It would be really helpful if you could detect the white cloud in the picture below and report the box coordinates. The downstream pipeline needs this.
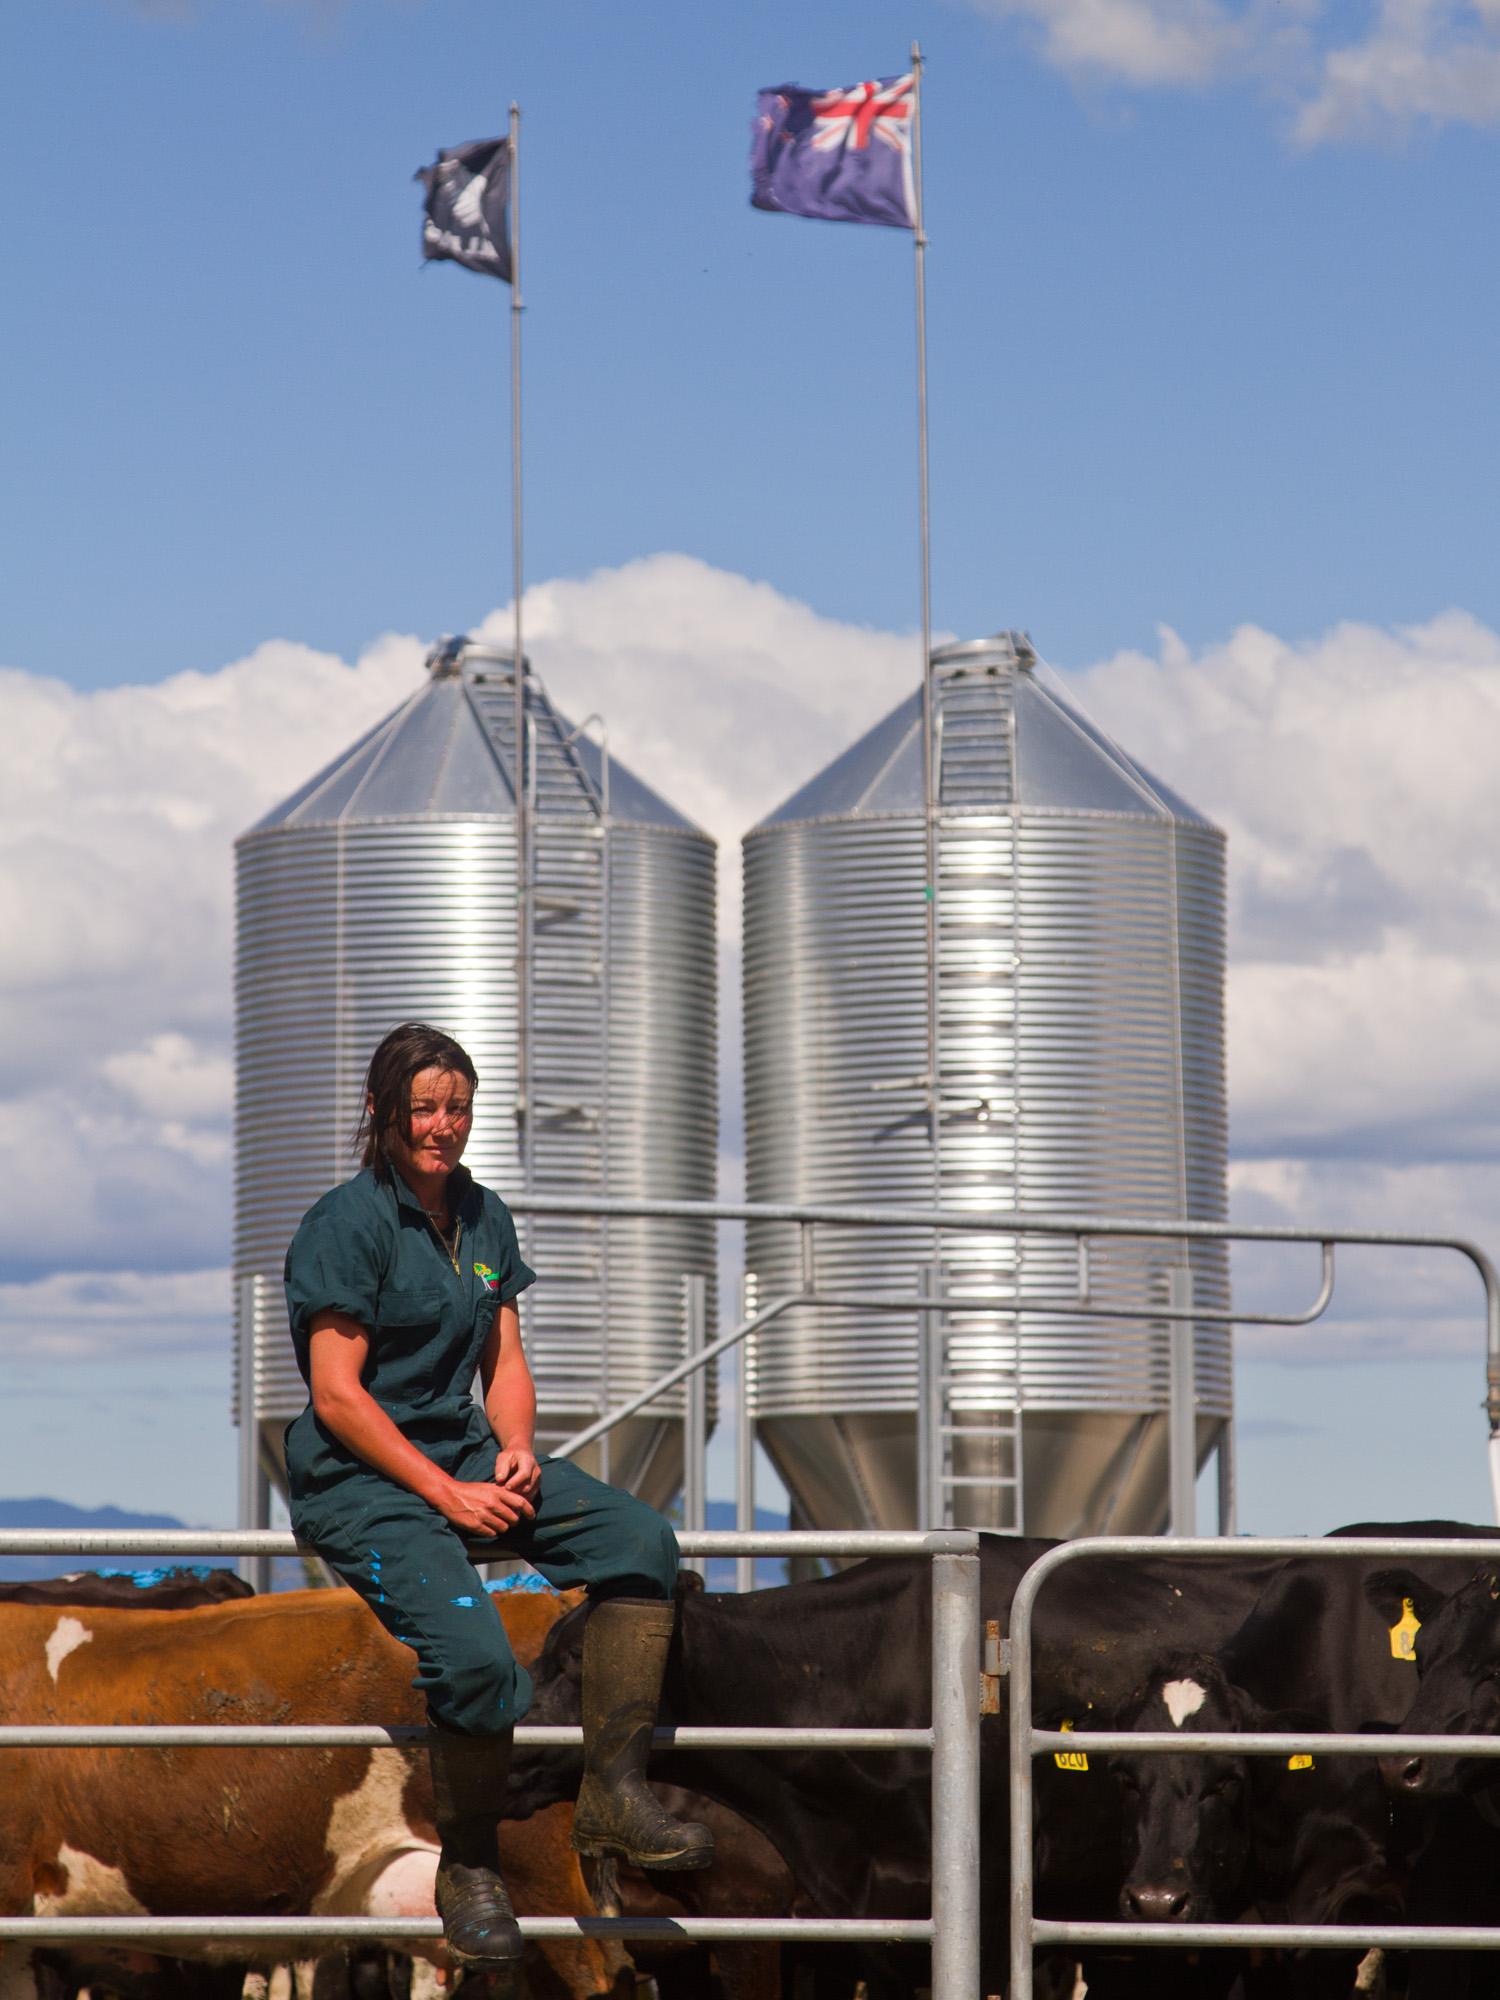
[1298,0,1500,141]
[0,633,421,1275]
[967,0,1252,87]
[1225,1155,1500,1360]
[100,1033,235,1123]
[0,560,912,1286]
[959,0,1500,139]
[1072,610,1500,1165]
[4,562,1496,1374]
[481,554,919,873]
[1,1267,229,1360]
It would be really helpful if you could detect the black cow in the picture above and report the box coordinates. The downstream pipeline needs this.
[1360,1560,1500,1998]
[508,1535,1293,1996]
[1075,1523,1500,2000]
[1098,1653,1398,1998]
[0,1567,253,1608]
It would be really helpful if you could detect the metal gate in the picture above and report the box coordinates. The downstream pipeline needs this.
[0,1528,981,2000]
[1008,1534,1500,1996]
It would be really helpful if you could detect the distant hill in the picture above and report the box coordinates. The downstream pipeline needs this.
[0,1498,315,1589]
[690,1499,795,1591]
[0,1497,225,1584]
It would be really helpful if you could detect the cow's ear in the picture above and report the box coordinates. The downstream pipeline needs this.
[676,1567,706,1598]
[1364,1568,1446,1628]
[1222,1678,1266,1731]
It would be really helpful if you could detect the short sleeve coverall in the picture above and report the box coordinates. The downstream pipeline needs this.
[283,1164,679,1735]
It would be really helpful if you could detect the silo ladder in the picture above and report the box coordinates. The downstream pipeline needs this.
[934,1400,1024,1535]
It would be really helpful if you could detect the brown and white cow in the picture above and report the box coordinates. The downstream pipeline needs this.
[0,1588,627,2000]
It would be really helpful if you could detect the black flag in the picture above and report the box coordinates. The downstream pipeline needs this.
[415,138,512,281]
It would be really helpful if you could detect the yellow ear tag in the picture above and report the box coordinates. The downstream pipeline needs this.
[1287,1753,1314,1771]
[1055,1719,1089,1773]
[1389,1597,1421,1663]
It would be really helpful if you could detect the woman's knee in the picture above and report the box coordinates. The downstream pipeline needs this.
[605,1495,679,1599]
[427,1643,532,1733]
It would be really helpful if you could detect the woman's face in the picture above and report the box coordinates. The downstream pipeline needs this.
[381,1065,474,1191]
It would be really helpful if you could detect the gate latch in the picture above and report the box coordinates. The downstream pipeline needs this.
[980,1619,1006,1713]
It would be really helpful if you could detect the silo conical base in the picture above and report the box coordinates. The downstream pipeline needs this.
[756,1412,1224,1539]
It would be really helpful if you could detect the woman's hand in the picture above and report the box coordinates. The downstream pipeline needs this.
[493,1445,541,1500]
[436,1477,534,1538]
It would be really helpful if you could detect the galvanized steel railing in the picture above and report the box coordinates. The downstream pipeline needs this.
[506,1194,1500,1542]
[1008,1536,1500,1996]
[0,1529,981,2000]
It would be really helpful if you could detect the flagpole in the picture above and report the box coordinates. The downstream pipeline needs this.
[911,43,938,1172]
[509,99,530,1192]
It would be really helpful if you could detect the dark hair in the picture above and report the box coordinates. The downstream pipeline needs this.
[355,1022,478,1176]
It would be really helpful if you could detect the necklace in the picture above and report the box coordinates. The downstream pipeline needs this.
[425,1208,462,1275]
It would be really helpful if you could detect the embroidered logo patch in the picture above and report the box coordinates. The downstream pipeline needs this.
[473,1261,501,1292]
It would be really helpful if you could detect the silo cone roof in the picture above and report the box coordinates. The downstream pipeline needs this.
[247,654,700,834]
[754,632,1216,831]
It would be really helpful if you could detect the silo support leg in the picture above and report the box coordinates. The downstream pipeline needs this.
[1167,1268,1196,1537]
[239,1430,272,1595]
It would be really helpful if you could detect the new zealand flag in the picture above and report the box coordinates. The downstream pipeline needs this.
[750,75,915,230]
[415,137,512,281]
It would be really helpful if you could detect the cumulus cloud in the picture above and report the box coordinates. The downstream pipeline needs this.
[4,561,1495,1368]
[0,560,912,1283]
[2,1267,230,1360]
[1072,609,1500,1167]
[0,633,420,1275]
[966,0,1255,87]
[1074,611,1500,1360]
[478,555,919,871]
[1226,1156,1500,1359]
[1297,0,1500,141]
[959,0,1500,139]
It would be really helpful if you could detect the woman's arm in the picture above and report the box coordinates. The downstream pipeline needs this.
[479,1302,542,1498]
[308,1311,533,1535]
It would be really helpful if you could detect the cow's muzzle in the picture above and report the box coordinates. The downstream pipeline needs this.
[1379,1751,1429,1794]
[1123,1880,1192,1922]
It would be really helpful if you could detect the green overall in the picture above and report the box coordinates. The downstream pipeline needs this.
[283,1165,678,1735]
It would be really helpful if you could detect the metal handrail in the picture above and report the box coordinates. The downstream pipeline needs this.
[0,1917,932,1945]
[511,1192,1498,1534]
[0,1726,936,1750]
[507,1190,1497,1382]
[0,1529,981,1997]
[1008,1535,1500,1995]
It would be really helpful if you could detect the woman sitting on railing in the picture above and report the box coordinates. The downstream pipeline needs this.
[281,1020,712,1980]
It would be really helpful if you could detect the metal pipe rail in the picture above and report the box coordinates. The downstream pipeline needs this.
[0,1726,934,1750]
[0,1917,932,1945]
[0,1530,981,1999]
[0,1530,972,1558]
[1009,1536,1500,1996]
[509,1191,1500,1533]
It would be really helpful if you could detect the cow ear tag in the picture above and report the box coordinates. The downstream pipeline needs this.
[1389,1597,1421,1663]
[1287,1753,1314,1771]
[1054,1719,1089,1773]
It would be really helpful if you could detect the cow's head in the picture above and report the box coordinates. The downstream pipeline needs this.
[1109,1657,1259,1923]
[1366,1567,1500,1797]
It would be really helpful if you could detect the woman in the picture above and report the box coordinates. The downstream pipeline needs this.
[282,1021,711,1975]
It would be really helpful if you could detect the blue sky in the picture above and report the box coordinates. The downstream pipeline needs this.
[4,0,1500,1539]
[7,0,1500,688]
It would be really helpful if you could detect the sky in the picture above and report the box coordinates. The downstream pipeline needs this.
[4,0,1500,1541]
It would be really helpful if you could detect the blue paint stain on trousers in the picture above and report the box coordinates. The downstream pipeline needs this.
[289,1449,677,1734]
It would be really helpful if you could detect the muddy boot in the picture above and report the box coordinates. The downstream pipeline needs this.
[425,1723,525,1975]
[570,1597,714,1871]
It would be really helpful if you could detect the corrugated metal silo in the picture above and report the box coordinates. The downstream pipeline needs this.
[235,637,716,1516]
[742,631,1228,1538]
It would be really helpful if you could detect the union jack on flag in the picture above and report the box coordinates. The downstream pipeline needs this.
[750,72,916,230]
